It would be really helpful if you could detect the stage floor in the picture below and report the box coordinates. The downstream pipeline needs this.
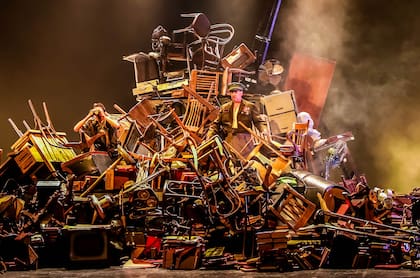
[1,267,419,278]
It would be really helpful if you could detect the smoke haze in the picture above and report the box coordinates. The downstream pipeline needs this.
[271,0,420,192]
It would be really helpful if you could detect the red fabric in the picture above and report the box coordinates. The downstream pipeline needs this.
[284,52,336,128]
[144,235,162,254]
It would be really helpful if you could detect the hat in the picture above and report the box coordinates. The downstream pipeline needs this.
[227,82,246,92]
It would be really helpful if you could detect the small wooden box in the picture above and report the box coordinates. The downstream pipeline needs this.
[221,43,256,69]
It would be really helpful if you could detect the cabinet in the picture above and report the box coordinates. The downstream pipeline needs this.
[260,90,297,135]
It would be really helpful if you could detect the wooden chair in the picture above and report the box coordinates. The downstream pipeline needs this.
[172,13,234,71]
[238,122,291,189]
[286,121,310,170]
[126,98,157,137]
[221,67,255,95]
[181,84,219,136]
[190,22,234,70]
[189,69,222,97]
[246,142,291,189]
[182,98,203,135]
[269,184,316,231]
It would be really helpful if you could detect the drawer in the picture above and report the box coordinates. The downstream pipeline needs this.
[269,111,297,135]
[261,90,296,116]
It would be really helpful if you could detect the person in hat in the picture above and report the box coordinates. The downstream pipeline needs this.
[73,102,120,156]
[206,82,267,157]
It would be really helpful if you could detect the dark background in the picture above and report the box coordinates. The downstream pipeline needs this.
[1,0,419,193]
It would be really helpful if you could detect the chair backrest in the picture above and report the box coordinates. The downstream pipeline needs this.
[250,113,271,146]
[286,121,309,170]
[188,18,234,70]
[127,99,156,131]
[221,67,255,95]
[288,121,309,154]
[171,13,234,71]
[189,69,221,97]
[208,23,235,46]
[204,23,235,68]
[182,98,204,134]
[190,13,211,38]
[181,85,219,136]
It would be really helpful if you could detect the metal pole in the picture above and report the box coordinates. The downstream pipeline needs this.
[261,0,282,65]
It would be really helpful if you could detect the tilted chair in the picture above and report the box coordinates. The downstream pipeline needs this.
[286,121,310,170]
[189,69,222,98]
[172,13,234,71]
[190,21,234,70]
[238,121,291,189]
[181,84,219,136]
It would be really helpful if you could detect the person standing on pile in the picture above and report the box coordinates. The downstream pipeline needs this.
[206,82,267,157]
[73,102,120,157]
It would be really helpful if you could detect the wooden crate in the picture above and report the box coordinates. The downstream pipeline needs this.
[220,43,256,70]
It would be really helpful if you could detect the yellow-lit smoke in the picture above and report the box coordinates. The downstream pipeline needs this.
[271,0,420,193]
